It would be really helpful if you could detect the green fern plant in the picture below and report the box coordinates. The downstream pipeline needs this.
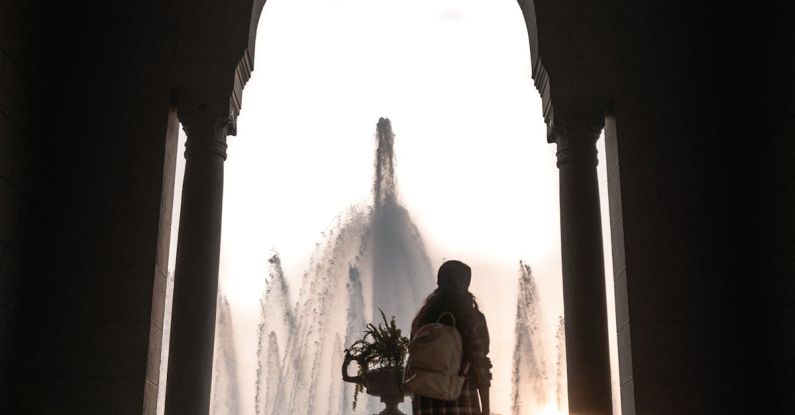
[345,309,409,411]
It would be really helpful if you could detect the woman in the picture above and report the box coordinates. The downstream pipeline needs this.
[410,260,492,415]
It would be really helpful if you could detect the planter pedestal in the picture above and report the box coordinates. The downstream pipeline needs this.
[342,351,410,415]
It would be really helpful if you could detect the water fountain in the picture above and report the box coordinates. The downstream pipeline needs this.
[511,262,546,414]
[245,119,564,414]
[211,296,243,414]
[254,118,434,414]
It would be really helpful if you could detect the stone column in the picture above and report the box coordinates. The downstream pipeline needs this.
[552,106,613,415]
[165,102,229,414]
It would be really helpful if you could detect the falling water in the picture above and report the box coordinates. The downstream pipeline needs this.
[340,264,366,413]
[254,254,295,415]
[373,117,397,208]
[554,315,566,411]
[369,118,434,330]
[254,118,434,414]
[211,296,242,414]
[511,262,548,414]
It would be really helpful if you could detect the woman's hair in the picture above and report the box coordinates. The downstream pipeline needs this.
[411,260,482,338]
[411,289,481,333]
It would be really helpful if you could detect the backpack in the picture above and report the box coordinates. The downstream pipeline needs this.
[402,311,470,400]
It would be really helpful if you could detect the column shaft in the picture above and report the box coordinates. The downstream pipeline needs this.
[554,108,613,415]
[165,104,228,414]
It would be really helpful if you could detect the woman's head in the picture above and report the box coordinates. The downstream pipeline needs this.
[413,259,480,335]
[437,260,472,293]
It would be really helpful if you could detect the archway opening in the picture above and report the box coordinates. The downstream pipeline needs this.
[162,0,621,413]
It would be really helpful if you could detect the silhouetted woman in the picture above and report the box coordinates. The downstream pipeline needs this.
[410,260,492,415]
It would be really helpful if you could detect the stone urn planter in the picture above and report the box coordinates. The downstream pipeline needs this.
[342,350,410,415]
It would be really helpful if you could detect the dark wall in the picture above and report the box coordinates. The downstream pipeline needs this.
[1,2,178,413]
[603,1,765,414]
[0,0,257,411]
[607,95,754,413]
[602,1,795,413]
[752,1,795,412]
[0,0,43,405]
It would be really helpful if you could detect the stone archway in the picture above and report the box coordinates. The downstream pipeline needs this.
[161,1,617,414]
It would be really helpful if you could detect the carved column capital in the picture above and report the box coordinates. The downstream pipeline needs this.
[178,101,230,161]
[550,105,605,168]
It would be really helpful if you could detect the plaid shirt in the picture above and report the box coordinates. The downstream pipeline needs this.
[412,380,481,415]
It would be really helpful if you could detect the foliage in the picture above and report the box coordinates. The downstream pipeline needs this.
[345,309,409,410]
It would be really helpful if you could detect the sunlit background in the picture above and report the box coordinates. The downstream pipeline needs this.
[162,0,619,414]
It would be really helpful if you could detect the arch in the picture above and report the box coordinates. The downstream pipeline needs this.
[227,0,268,134]
[166,2,618,414]
[230,0,550,138]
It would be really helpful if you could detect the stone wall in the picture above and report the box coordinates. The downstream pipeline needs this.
[602,2,795,412]
[602,2,760,413]
[606,100,754,414]
[752,2,795,411]
[0,0,40,406]
[1,2,178,413]
[754,118,795,413]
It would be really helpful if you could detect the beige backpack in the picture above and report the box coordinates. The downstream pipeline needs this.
[402,312,470,400]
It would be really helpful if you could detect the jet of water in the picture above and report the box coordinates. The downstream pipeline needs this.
[511,262,548,415]
[193,118,565,415]
[211,296,243,414]
[254,118,434,414]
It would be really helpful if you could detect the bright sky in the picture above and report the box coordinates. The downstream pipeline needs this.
[221,0,559,298]
[168,0,620,413]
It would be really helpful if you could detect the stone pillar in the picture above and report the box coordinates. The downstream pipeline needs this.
[552,106,613,415]
[165,102,229,414]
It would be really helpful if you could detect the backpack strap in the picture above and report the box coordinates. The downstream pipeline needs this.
[461,360,471,376]
[436,311,456,328]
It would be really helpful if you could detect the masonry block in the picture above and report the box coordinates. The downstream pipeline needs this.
[15,378,144,414]
[145,321,162,384]
[17,320,150,380]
